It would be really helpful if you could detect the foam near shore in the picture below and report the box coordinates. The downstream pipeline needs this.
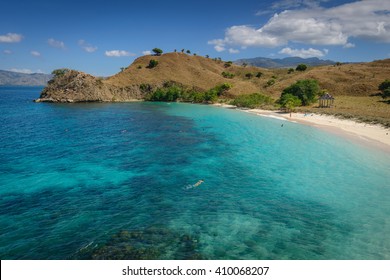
[250,109,390,151]
[213,104,390,152]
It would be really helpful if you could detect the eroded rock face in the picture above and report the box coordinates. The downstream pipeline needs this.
[35,70,143,102]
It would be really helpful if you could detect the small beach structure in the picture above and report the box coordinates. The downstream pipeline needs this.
[319,92,335,108]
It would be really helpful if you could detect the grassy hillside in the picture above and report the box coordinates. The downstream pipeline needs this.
[104,53,390,126]
[268,59,390,126]
[106,53,390,98]
[106,52,271,95]
[40,52,390,126]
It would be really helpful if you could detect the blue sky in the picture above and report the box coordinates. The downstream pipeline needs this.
[1,0,389,76]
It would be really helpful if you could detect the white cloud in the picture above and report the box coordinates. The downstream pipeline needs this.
[343,42,355,48]
[105,50,135,57]
[214,45,225,52]
[78,40,97,53]
[84,46,97,53]
[8,68,33,74]
[142,50,152,55]
[279,47,328,58]
[210,0,390,49]
[0,33,23,43]
[48,38,65,49]
[31,51,41,57]
[228,48,240,54]
[256,0,329,16]
[3,49,12,54]
[8,68,45,74]
[207,39,226,52]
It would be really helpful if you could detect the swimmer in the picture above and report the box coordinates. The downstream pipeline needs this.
[183,179,204,190]
[193,179,204,187]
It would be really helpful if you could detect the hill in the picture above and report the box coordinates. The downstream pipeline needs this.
[36,53,390,126]
[105,52,263,95]
[37,52,273,102]
[235,56,336,68]
[0,70,52,86]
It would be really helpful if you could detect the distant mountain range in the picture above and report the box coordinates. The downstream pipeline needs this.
[235,56,337,68]
[0,70,52,86]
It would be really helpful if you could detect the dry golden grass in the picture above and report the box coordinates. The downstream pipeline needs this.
[103,54,390,125]
[105,52,275,95]
[301,96,390,127]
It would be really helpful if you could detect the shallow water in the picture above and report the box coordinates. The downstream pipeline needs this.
[0,86,389,259]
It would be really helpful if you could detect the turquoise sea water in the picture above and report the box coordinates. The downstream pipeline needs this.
[0,86,389,260]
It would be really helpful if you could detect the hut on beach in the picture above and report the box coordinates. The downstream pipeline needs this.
[319,92,334,108]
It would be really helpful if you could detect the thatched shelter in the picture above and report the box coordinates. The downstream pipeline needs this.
[319,92,334,108]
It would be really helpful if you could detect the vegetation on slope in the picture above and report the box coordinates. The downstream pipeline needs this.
[39,52,390,126]
[144,82,232,103]
[230,93,274,109]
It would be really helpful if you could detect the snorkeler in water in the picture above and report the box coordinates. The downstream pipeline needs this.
[183,179,204,190]
[193,179,204,187]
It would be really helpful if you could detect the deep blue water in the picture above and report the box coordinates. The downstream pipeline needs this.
[0,86,389,260]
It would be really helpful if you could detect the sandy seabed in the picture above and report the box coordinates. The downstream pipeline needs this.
[214,104,390,153]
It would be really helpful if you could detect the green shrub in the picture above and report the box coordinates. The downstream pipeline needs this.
[148,59,159,68]
[146,85,183,101]
[379,79,390,98]
[145,83,231,103]
[51,68,70,77]
[266,79,275,87]
[222,71,235,79]
[231,93,273,108]
[224,61,233,68]
[255,72,263,78]
[245,73,253,79]
[214,83,232,95]
[140,84,152,93]
[278,93,302,111]
[296,64,307,71]
[287,68,294,74]
[281,79,320,105]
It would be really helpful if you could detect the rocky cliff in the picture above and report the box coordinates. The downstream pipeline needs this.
[35,70,144,102]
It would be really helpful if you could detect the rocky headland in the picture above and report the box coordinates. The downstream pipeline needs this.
[35,69,144,103]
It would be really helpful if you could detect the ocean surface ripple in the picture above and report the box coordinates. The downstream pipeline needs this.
[0,87,389,260]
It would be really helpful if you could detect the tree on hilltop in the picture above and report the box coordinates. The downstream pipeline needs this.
[51,68,70,77]
[152,48,163,56]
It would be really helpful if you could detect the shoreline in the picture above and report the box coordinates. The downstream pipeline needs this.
[213,103,390,153]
